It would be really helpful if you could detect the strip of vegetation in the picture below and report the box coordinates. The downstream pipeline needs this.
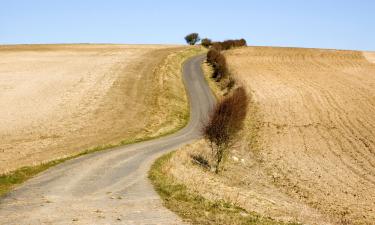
[206,39,246,83]
[211,39,247,51]
[143,47,205,139]
[149,152,300,225]
[151,34,298,224]
[0,47,205,198]
[201,36,249,172]
[203,87,249,173]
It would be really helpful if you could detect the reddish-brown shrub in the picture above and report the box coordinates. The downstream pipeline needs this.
[220,40,235,50]
[238,38,247,47]
[207,49,227,81]
[203,87,248,173]
[201,38,212,48]
[211,39,247,51]
[211,42,223,51]
[206,38,247,82]
[212,54,227,81]
[207,49,221,65]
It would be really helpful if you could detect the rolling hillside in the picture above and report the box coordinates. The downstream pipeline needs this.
[0,44,198,174]
[168,47,375,225]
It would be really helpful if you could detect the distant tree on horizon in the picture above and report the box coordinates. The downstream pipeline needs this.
[185,33,200,45]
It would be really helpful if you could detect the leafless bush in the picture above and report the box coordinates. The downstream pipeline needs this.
[207,49,221,65]
[220,40,234,50]
[207,49,228,82]
[212,53,228,81]
[238,38,247,47]
[201,38,212,48]
[203,87,248,173]
[211,42,223,51]
[211,39,247,51]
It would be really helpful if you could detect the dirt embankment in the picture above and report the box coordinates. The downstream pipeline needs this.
[168,47,375,225]
[0,44,194,173]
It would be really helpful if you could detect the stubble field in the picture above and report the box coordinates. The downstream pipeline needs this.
[0,44,194,174]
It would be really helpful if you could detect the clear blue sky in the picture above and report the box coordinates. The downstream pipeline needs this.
[1,0,374,50]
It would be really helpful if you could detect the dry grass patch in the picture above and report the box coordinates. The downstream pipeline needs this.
[149,152,300,225]
[138,47,205,138]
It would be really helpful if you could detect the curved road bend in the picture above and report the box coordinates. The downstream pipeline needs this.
[0,55,215,225]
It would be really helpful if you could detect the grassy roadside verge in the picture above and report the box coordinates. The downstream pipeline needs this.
[0,47,205,198]
[0,134,163,197]
[149,152,299,225]
[139,47,205,139]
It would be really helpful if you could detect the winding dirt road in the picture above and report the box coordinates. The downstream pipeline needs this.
[0,55,215,224]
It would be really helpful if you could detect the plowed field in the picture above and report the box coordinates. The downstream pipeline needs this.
[225,47,375,224]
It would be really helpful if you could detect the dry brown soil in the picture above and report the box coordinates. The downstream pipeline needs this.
[0,44,191,174]
[169,47,375,225]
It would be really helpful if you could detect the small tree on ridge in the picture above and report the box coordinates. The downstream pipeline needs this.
[185,33,200,45]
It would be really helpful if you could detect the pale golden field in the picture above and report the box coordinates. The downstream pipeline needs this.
[168,47,375,225]
[364,52,375,63]
[0,44,198,174]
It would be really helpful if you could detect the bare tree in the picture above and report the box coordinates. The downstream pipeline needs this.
[203,87,248,173]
